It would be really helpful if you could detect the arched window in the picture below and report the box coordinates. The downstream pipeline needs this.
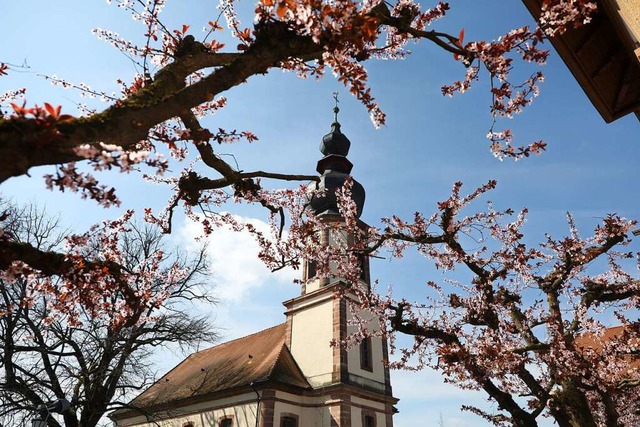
[360,337,373,371]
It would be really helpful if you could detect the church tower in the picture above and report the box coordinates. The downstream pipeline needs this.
[283,105,396,427]
[112,105,397,427]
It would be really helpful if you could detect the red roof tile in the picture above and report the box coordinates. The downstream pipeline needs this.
[124,324,309,411]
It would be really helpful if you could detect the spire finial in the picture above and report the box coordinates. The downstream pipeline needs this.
[311,95,366,218]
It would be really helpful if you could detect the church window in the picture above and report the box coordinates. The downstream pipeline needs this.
[306,260,317,279]
[358,254,369,283]
[360,337,373,371]
[362,412,376,427]
[280,415,298,427]
[182,423,194,427]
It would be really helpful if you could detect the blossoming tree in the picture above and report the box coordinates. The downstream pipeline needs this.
[2,0,635,426]
[333,180,640,426]
[0,0,597,314]
[0,202,218,427]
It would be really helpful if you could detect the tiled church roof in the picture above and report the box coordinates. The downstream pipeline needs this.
[116,324,310,415]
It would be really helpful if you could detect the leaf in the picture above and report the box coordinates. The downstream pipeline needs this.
[44,102,60,118]
[10,102,23,114]
[57,114,74,123]
[458,28,465,46]
[209,40,225,52]
[10,101,33,117]
[238,28,251,40]
[182,24,190,34]
[276,1,288,18]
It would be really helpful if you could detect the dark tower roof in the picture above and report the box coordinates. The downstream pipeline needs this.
[308,105,365,218]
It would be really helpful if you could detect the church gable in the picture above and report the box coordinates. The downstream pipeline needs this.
[114,324,309,419]
[270,343,312,390]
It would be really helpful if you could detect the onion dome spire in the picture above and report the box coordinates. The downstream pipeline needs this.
[308,95,366,218]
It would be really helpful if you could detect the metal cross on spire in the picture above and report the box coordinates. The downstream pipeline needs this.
[332,92,340,123]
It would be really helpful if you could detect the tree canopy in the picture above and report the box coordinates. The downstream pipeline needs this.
[1,0,638,426]
[0,203,218,427]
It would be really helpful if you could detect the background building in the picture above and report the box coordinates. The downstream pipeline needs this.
[522,0,640,122]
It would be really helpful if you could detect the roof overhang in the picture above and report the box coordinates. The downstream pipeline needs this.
[521,0,640,122]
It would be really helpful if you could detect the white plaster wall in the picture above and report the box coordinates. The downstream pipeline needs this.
[274,391,335,427]
[352,406,362,427]
[306,277,321,293]
[350,396,386,411]
[346,335,385,383]
[351,405,387,427]
[273,401,333,427]
[617,0,640,43]
[289,295,334,386]
[304,407,335,427]
[273,401,302,423]
[346,307,386,384]
[114,396,258,427]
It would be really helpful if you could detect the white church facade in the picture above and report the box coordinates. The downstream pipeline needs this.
[111,109,397,427]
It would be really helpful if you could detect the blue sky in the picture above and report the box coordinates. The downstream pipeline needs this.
[1,1,639,426]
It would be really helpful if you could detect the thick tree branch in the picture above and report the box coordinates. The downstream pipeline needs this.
[369,2,468,57]
[0,23,322,183]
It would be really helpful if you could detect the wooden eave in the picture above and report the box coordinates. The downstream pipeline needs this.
[521,0,640,122]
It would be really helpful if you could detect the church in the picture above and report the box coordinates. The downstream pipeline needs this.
[111,109,398,427]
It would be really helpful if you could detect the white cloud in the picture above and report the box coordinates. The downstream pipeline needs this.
[175,214,303,345]
[178,215,297,303]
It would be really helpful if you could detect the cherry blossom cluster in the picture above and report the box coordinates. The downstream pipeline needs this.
[44,163,121,208]
[41,140,166,208]
[192,95,228,119]
[223,171,639,424]
[256,0,385,125]
[310,180,639,425]
[93,27,151,59]
[436,3,591,158]
[411,1,450,30]
[219,0,249,43]
[0,88,26,117]
[255,0,596,144]
[539,0,597,37]
[0,0,602,237]
[1,210,190,330]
